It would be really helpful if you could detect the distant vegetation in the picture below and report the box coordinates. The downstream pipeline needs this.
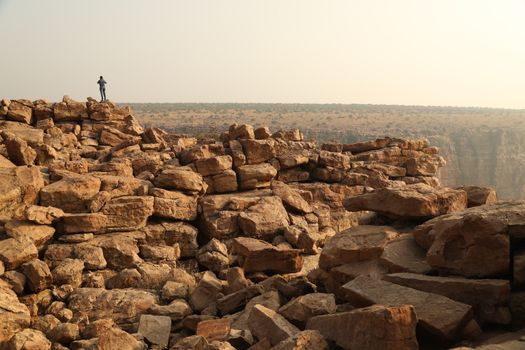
[124,103,525,199]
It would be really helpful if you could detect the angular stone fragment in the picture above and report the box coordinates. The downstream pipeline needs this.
[5,220,55,247]
[162,281,189,301]
[237,196,289,240]
[196,318,232,342]
[137,314,172,348]
[413,202,515,277]
[0,286,31,343]
[0,166,45,222]
[151,188,197,220]
[271,330,328,350]
[383,273,511,325]
[248,304,300,346]
[190,271,223,312]
[140,244,180,262]
[149,299,192,322]
[4,328,51,350]
[40,176,101,213]
[6,100,33,124]
[233,237,303,274]
[1,131,36,165]
[21,259,52,292]
[277,151,310,169]
[229,124,255,140]
[52,258,84,287]
[458,185,498,207]
[69,245,104,270]
[0,237,38,270]
[379,234,431,274]
[60,213,107,234]
[196,155,233,176]
[307,304,418,350]
[341,276,473,341]
[271,181,312,214]
[24,205,65,225]
[237,163,277,190]
[154,168,206,193]
[319,225,398,270]
[205,169,239,194]
[279,293,336,325]
[68,288,158,325]
[216,284,263,315]
[47,322,79,345]
[53,98,88,121]
[344,183,467,219]
[240,139,276,164]
[101,196,154,231]
[197,238,230,273]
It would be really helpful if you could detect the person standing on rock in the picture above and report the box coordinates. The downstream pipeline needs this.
[97,76,107,101]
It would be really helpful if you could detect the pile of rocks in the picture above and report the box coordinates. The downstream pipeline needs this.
[0,97,522,350]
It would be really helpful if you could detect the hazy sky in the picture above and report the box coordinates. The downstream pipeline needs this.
[1,1,524,108]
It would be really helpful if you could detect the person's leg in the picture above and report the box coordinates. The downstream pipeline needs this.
[100,88,104,101]
[103,88,107,101]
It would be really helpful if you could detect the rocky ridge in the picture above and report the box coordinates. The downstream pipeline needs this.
[0,97,523,349]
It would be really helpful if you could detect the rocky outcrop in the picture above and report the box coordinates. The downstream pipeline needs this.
[1,97,523,349]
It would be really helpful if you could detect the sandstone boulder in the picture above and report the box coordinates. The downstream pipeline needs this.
[383,272,511,325]
[233,237,303,274]
[0,286,31,343]
[341,276,473,341]
[379,233,431,274]
[458,185,498,207]
[0,237,38,270]
[195,155,233,176]
[151,188,197,220]
[101,196,154,231]
[413,202,518,277]
[60,212,108,234]
[6,100,32,124]
[271,330,329,350]
[279,293,336,325]
[196,318,231,342]
[319,225,398,270]
[137,314,171,348]
[4,328,51,350]
[68,288,158,325]
[1,131,36,165]
[237,196,289,240]
[307,304,418,350]
[0,166,45,222]
[237,163,277,190]
[40,175,101,213]
[240,139,276,164]
[21,259,52,292]
[154,168,206,193]
[197,238,230,273]
[248,304,299,346]
[5,220,55,247]
[24,205,65,225]
[271,181,312,214]
[344,183,467,219]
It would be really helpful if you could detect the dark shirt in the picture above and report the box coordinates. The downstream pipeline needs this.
[97,79,107,89]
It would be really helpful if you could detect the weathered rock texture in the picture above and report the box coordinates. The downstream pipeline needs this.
[0,97,521,349]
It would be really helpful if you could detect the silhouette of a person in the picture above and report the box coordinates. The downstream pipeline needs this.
[97,76,107,101]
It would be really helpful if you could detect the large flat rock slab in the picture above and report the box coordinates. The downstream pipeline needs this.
[319,225,398,270]
[341,275,473,342]
[413,201,525,277]
[307,304,418,350]
[344,183,467,219]
[383,272,511,325]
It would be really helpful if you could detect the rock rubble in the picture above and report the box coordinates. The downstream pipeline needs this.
[0,96,522,349]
